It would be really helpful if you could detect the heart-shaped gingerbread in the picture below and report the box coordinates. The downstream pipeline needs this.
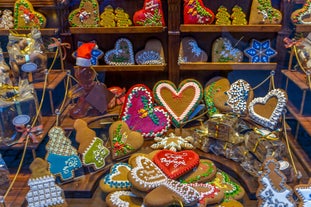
[128,156,167,192]
[120,84,171,138]
[135,39,165,65]
[143,179,200,207]
[128,150,161,166]
[106,191,143,207]
[68,0,99,27]
[14,0,46,29]
[153,150,200,179]
[133,0,165,26]
[248,89,287,130]
[100,163,132,193]
[212,37,243,62]
[153,79,203,127]
[291,1,311,24]
[178,37,208,63]
[109,120,144,160]
[249,0,282,24]
[104,38,135,65]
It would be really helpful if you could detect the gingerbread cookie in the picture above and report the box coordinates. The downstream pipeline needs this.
[248,89,287,130]
[180,159,217,183]
[257,158,295,207]
[100,162,132,193]
[135,39,165,65]
[183,0,215,24]
[215,6,231,25]
[212,37,243,63]
[133,0,165,26]
[187,183,224,206]
[26,158,67,207]
[231,5,247,25]
[128,150,160,166]
[120,84,171,139]
[294,178,311,207]
[104,38,135,65]
[109,120,144,160]
[45,126,82,181]
[0,9,14,29]
[153,79,203,127]
[143,179,200,207]
[153,150,200,180]
[292,1,311,24]
[115,7,132,27]
[249,0,282,24]
[178,37,208,63]
[100,5,115,27]
[14,0,46,29]
[68,0,99,27]
[244,39,277,63]
[150,132,194,152]
[215,199,244,207]
[106,191,143,207]
[209,171,245,201]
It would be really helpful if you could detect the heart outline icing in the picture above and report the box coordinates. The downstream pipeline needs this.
[153,79,203,127]
[104,38,135,65]
[120,84,171,138]
[248,89,287,130]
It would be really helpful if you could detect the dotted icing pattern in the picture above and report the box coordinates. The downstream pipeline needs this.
[104,38,135,65]
[244,39,277,63]
[103,163,132,189]
[226,79,250,114]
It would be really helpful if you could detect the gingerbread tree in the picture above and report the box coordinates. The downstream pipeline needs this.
[256,158,295,207]
[215,6,231,25]
[231,5,247,25]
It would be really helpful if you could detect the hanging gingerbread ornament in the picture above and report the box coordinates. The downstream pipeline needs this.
[183,0,215,24]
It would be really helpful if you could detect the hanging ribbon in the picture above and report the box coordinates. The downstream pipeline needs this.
[14,124,43,144]
[283,37,303,48]
[48,38,71,61]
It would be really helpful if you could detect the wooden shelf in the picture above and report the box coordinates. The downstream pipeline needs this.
[282,70,309,91]
[295,24,311,32]
[83,65,166,72]
[180,24,282,33]
[0,116,56,150]
[179,62,277,71]
[0,28,59,36]
[287,101,311,137]
[33,70,67,91]
[70,26,166,34]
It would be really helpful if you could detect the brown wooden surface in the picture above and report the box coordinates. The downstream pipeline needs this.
[180,25,282,33]
[0,29,59,36]
[70,26,166,34]
[179,63,277,71]
[287,101,311,137]
[295,24,311,32]
[87,65,166,72]
[0,116,55,150]
[282,70,309,91]
[33,70,67,91]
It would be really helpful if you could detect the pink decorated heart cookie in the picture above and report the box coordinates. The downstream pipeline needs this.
[153,150,200,179]
[133,0,165,26]
[120,84,171,139]
[153,79,203,127]
[109,120,144,160]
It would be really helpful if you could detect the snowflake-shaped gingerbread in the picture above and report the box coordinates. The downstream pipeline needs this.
[244,39,277,63]
[150,132,194,151]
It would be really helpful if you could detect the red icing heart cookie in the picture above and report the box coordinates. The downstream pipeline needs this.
[153,150,200,179]
[120,84,171,139]
[133,0,165,26]
[109,120,144,160]
[153,79,203,127]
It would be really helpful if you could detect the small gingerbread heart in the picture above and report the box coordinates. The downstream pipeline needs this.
[104,38,135,65]
[153,150,200,179]
[100,162,132,193]
[248,89,287,130]
[68,0,99,27]
[133,0,165,26]
[212,37,243,62]
[135,39,165,65]
[178,37,208,63]
[106,191,143,207]
[14,0,46,29]
[109,120,144,160]
[153,79,203,127]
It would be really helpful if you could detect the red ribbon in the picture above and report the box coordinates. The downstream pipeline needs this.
[283,37,303,48]
[15,124,43,144]
[48,38,71,61]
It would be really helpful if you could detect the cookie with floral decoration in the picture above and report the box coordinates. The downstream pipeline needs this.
[68,0,99,27]
[249,0,282,24]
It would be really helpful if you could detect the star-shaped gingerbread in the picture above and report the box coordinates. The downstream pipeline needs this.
[244,39,277,63]
[72,41,104,65]
[150,132,194,152]
[294,178,311,207]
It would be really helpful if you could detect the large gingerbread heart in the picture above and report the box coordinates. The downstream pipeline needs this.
[109,120,144,160]
[128,156,167,192]
[104,38,135,65]
[212,37,243,62]
[153,79,203,127]
[68,0,99,27]
[248,89,287,130]
[99,162,132,193]
[291,1,311,24]
[178,37,208,63]
[106,191,143,207]
[135,39,165,65]
[153,150,200,179]
[120,84,171,138]
[133,0,165,26]
[14,0,46,29]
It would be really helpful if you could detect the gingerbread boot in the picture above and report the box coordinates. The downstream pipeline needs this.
[133,0,165,26]
[183,0,215,24]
